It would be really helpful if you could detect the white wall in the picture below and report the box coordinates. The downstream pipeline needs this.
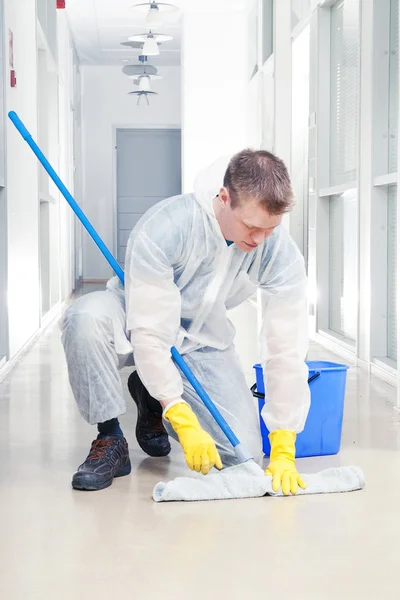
[57,11,79,300]
[81,65,181,279]
[181,2,263,382]
[4,0,40,359]
[181,7,248,192]
[3,2,78,362]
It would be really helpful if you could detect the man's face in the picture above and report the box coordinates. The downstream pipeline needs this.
[215,187,282,252]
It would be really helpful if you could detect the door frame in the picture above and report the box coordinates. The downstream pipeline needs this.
[112,124,182,262]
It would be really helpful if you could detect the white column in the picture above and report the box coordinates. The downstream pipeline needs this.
[181,1,249,191]
[182,1,260,381]
[273,0,292,168]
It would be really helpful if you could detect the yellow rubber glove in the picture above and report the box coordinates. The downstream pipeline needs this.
[164,402,223,475]
[265,430,306,496]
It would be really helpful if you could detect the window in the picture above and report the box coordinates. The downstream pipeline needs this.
[389,0,399,173]
[387,0,399,360]
[325,0,360,344]
[372,0,398,364]
[387,185,397,360]
[328,190,358,341]
[330,0,360,187]
[262,0,274,64]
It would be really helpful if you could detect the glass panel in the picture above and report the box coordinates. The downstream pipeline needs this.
[329,190,357,341]
[263,0,274,63]
[387,185,397,360]
[389,0,399,173]
[330,0,360,186]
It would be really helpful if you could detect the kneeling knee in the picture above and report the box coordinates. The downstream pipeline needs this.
[61,309,108,347]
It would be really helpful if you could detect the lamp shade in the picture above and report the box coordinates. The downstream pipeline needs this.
[142,35,159,56]
[146,4,162,28]
[138,76,151,91]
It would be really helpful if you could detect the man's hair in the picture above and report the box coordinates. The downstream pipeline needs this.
[223,149,294,215]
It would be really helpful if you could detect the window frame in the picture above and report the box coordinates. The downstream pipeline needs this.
[315,0,361,351]
[370,0,399,369]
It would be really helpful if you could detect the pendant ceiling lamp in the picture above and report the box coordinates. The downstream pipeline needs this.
[128,31,173,56]
[129,89,158,105]
[131,2,179,28]
[137,75,151,92]
[122,64,159,78]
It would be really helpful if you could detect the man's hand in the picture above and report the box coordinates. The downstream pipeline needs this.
[265,430,306,495]
[164,401,223,475]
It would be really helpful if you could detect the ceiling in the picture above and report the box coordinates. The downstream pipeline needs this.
[65,0,183,67]
[65,0,250,68]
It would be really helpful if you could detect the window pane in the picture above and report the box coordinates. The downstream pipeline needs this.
[263,0,274,63]
[387,185,397,360]
[389,0,399,173]
[329,190,357,341]
[330,0,360,186]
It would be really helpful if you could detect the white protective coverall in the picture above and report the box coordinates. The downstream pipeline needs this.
[60,156,310,466]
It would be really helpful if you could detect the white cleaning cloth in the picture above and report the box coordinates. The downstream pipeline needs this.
[153,462,365,502]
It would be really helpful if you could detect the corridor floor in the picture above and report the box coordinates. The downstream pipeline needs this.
[0,311,400,599]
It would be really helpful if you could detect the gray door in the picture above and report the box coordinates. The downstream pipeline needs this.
[0,0,8,365]
[116,128,182,267]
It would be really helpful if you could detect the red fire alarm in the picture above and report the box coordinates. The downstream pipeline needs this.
[57,0,66,8]
[10,70,17,88]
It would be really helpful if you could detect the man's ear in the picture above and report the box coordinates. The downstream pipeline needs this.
[218,187,230,206]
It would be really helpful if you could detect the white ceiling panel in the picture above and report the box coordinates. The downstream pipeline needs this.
[65,0,250,66]
[65,0,182,67]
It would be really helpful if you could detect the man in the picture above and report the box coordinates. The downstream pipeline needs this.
[61,149,310,496]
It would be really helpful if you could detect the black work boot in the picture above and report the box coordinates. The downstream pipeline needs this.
[72,435,131,491]
[127,371,171,457]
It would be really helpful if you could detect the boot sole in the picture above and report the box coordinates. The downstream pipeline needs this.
[72,463,132,491]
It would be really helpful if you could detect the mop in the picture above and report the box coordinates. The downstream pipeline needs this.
[8,111,365,502]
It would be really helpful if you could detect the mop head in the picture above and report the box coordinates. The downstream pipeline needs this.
[153,462,365,502]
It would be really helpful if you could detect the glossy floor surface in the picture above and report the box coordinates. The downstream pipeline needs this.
[0,297,400,598]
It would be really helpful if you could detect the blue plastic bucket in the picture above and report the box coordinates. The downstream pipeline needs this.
[252,361,349,458]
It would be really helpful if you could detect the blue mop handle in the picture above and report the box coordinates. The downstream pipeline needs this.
[171,347,240,446]
[8,111,125,284]
[8,110,254,464]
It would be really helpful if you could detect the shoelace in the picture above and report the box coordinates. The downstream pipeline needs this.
[87,438,117,461]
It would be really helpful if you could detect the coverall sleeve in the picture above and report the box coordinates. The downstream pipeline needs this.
[125,229,183,402]
[258,227,311,434]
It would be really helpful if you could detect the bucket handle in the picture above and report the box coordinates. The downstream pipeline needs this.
[251,371,321,399]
